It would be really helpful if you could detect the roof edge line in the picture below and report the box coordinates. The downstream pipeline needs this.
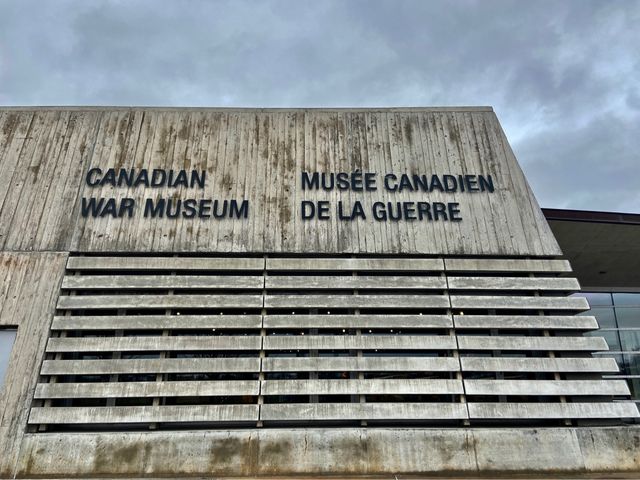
[542,208,640,225]
[0,106,494,113]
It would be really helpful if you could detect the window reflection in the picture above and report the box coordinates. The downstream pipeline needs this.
[616,308,640,328]
[613,293,640,306]
[620,331,640,352]
[0,329,17,388]
[582,292,613,307]
[626,354,640,376]
[582,291,640,403]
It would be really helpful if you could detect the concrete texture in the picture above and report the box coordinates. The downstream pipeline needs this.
[11,427,640,478]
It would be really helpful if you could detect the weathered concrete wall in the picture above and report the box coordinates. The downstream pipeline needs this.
[12,427,640,477]
[0,107,560,255]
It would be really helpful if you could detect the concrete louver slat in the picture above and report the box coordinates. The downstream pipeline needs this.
[262,356,460,372]
[264,294,450,309]
[260,379,464,396]
[41,358,261,375]
[57,294,263,310]
[263,314,453,329]
[464,379,630,396]
[46,335,262,352]
[34,380,260,399]
[263,335,457,351]
[40,356,459,375]
[66,256,264,271]
[447,276,580,291]
[444,258,572,273]
[457,335,607,351]
[460,357,619,373]
[51,315,263,331]
[260,403,468,421]
[61,275,264,290]
[467,402,640,419]
[28,405,260,425]
[266,257,444,271]
[265,275,447,290]
[453,315,598,330]
[449,295,589,311]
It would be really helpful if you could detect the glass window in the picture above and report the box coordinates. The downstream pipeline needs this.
[615,308,640,328]
[613,293,640,307]
[580,292,613,307]
[0,329,17,388]
[619,330,640,353]
[582,291,640,403]
[582,306,617,328]
[628,378,640,399]
[625,354,640,376]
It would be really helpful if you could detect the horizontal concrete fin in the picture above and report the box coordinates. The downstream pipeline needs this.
[266,258,444,271]
[46,336,262,352]
[265,275,446,290]
[62,275,264,290]
[51,315,263,330]
[468,402,640,419]
[264,294,450,309]
[458,335,608,352]
[447,276,579,291]
[67,256,264,271]
[263,335,456,351]
[262,356,460,372]
[460,357,619,373]
[263,314,452,329]
[450,295,589,311]
[444,258,572,273]
[464,379,630,396]
[457,335,607,351]
[261,379,464,396]
[260,402,468,421]
[41,358,261,375]
[57,294,263,310]
[453,315,598,330]
[28,405,260,424]
[35,380,260,399]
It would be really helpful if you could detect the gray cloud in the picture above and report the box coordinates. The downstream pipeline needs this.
[0,0,638,212]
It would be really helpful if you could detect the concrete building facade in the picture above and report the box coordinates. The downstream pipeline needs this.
[0,106,638,478]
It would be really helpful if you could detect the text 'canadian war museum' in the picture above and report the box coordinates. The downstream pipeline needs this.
[0,107,638,478]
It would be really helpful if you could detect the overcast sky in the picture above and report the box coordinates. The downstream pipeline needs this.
[0,0,638,212]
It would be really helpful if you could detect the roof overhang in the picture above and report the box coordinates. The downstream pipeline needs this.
[543,208,640,290]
